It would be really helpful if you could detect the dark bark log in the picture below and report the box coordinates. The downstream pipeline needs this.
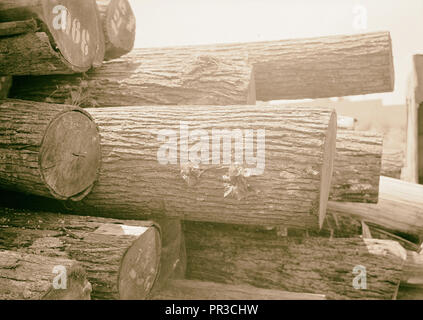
[330,130,383,203]
[0,207,161,300]
[152,280,326,300]
[328,176,423,240]
[0,19,37,36]
[10,54,256,106]
[0,0,104,74]
[0,249,91,300]
[183,221,405,300]
[68,105,337,229]
[0,99,101,201]
[96,0,135,60]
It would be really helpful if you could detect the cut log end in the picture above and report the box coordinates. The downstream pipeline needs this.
[40,110,101,201]
[118,226,161,300]
[101,0,136,60]
[319,110,337,228]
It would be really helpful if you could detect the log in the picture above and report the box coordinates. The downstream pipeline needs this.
[152,280,326,300]
[328,176,423,240]
[0,250,91,300]
[381,149,404,179]
[0,19,37,37]
[0,0,104,74]
[0,99,101,201]
[404,55,423,183]
[10,54,256,106]
[0,76,12,99]
[330,130,383,203]
[96,0,136,60]
[0,208,162,300]
[183,221,405,300]
[69,105,337,229]
[9,32,394,103]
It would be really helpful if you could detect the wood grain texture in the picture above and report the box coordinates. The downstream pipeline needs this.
[381,149,404,179]
[183,221,405,300]
[328,176,423,239]
[0,208,161,300]
[0,99,101,201]
[330,130,383,203]
[68,105,337,229]
[10,54,256,106]
[0,250,91,300]
[152,280,326,300]
[96,0,135,60]
[0,0,104,74]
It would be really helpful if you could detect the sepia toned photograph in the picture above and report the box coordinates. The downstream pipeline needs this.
[0,0,422,309]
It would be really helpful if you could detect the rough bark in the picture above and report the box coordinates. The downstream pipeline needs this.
[0,76,12,99]
[67,105,337,229]
[0,207,162,300]
[381,149,404,179]
[0,249,91,300]
[328,176,423,240]
[0,0,104,74]
[330,130,383,203]
[0,99,101,201]
[152,280,326,300]
[183,221,405,300]
[96,0,135,60]
[0,19,37,36]
[10,54,256,106]
[404,55,423,183]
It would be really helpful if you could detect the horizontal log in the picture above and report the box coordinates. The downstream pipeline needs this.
[328,176,423,239]
[0,207,161,300]
[330,130,383,203]
[0,19,37,36]
[68,105,337,229]
[96,0,136,60]
[0,0,104,74]
[152,280,326,300]
[0,99,101,201]
[183,221,405,300]
[381,149,404,179]
[10,54,256,106]
[0,250,91,300]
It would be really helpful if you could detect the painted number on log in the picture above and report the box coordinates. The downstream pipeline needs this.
[111,0,135,35]
[52,5,90,56]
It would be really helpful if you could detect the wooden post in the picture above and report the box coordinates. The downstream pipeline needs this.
[0,208,162,300]
[0,99,101,201]
[0,0,104,74]
[328,176,423,240]
[0,76,12,99]
[96,0,136,60]
[404,55,423,184]
[330,130,383,203]
[183,221,405,300]
[0,250,91,300]
[152,280,326,300]
[68,105,337,229]
[10,54,256,106]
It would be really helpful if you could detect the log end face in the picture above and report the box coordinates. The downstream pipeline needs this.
[39,110,101,201]
[118,227,161,300]
[104,0,136,60]
[319,110,337,229]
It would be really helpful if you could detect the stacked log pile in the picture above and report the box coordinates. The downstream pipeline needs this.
[1,11,422,301]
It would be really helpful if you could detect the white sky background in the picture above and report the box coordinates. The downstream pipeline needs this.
[129,0,423,105]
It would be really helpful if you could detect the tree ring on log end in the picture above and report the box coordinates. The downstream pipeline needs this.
[118,226,161,300]
[39,110,101,201]
[104,0,136,60]
[42,0,102,71]
[318,111,337,229]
